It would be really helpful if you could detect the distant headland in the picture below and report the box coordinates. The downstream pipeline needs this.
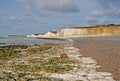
[4,35,25,38]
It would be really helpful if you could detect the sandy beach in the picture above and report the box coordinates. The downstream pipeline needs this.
[73,36,120,80]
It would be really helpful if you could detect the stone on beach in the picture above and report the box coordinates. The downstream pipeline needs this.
[60,53,68,58]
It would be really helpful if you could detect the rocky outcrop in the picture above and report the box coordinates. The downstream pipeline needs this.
[56,25,120,38]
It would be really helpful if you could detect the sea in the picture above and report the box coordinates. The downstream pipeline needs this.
[0,37,72,46]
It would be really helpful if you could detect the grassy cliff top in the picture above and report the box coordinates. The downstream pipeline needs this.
[61,24,120,29]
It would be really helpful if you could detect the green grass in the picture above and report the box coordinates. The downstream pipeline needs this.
[12,57,80,73]
[0,45,28,60]
[26,44,53,55]
[0,46,20,61]
[0,71,63,81]
[25,44,66,56]
[0,71,25,81]
[0,44,77,81]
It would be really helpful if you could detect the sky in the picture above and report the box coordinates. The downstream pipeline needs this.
[0,0,120,36]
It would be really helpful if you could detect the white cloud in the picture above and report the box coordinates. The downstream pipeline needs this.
[9,16,25,25]
[85,16,109,25]
[96,0,120,16]
[117,9,120,15]
[24,5,32,15]
[91,10,103,17]
[10,16,17,21]
[35,0,79,13]
[17,0,32,15]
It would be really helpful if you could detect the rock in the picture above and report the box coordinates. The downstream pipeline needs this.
[60,53,68,58]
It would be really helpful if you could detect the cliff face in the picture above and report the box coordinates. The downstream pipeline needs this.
[27,25,120,38]
[27,32,56,38]
[57,26,120,37]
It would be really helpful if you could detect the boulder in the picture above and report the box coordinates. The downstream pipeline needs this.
[60,53,68,58]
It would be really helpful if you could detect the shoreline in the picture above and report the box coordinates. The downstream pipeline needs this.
[0,37,71,46]
[72,36,120,80]
[0,43,115,81]
[37,37,67,41]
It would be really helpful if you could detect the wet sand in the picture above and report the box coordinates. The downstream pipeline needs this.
[72,36,120,80]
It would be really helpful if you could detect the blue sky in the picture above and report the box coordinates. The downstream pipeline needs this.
[0,0,120,36]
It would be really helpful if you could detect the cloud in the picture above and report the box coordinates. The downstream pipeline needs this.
[29,18,40,24]
[35,0,80,13]
[98,0,120,8]
[10,16,17,21]
[97,0,120,16]
[85,16,98,25]
[28,18,48,25]
[18,0,28,4]
[61,22,77,27]
[91,10,103,17]
[32,8,50,17]
[85,16,116,25]
[24,5,32,15]
[9,16,25,25]
[17,0,32,16]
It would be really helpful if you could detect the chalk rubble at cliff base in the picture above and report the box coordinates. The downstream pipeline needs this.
[44,46,115,81]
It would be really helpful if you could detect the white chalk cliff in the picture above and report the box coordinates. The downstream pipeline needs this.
[56,25,120,38]
[27,25,120,38]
